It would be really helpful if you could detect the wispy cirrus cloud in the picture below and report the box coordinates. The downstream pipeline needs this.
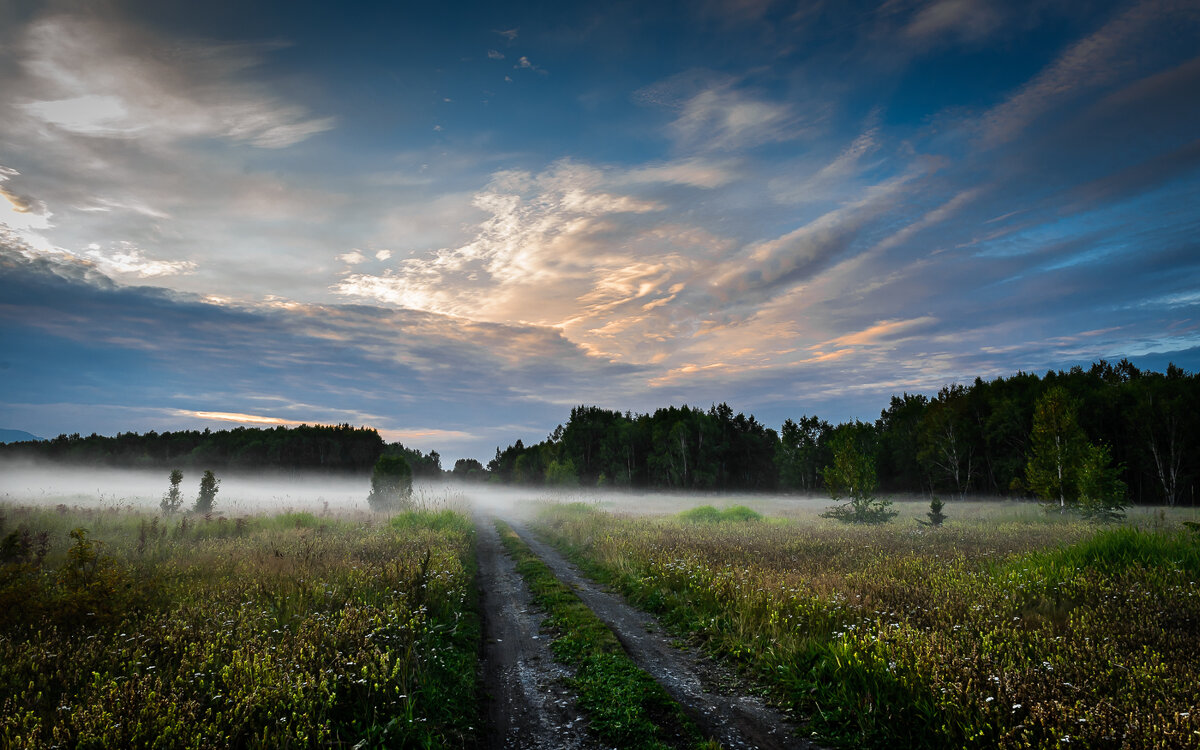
[903,0,1004,44]
[976,0,1198,149]
[334,160,678,327]
[15,14,334,148]
[635,71,809,152]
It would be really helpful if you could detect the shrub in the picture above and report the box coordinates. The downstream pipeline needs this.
[368,455,413,511]
[679,505,763,523]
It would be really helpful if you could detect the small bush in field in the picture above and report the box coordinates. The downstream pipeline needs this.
[679,505,763,523]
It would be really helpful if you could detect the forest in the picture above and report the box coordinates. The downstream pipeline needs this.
[3,359,1196,505]
[0,423,444,477]
[487,360,1197,506]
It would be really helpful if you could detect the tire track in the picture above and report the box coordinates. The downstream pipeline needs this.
[475,514,601,750]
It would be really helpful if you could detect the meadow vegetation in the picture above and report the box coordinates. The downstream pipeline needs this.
[0,503,479,748]
[534,502,1200,749]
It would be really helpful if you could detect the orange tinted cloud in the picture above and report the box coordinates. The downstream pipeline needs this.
[178,410,305,426]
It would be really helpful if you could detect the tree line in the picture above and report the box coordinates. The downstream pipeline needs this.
[484,360,1197,506]
[0,423,444,478]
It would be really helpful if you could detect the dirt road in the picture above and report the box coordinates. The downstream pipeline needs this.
[507,520,811,750]
[475,507,812,749]
[475,515,601,750]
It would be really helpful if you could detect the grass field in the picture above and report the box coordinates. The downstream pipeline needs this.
[0,504,479,749]
[533,500,1200,749]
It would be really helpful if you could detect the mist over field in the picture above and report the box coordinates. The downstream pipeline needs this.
[0,459,385,513]
[0,456,838,518]
[0,456,1077,525]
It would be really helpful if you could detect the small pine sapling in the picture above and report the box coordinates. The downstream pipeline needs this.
[919,496,947,527]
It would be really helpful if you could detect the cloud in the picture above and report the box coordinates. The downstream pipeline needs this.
[0,168,55,253]
[0,185,47,217]
[84,242,197,278]
[333,160,673,328]
[514,56,547,74]
[487,49,505,60]
[338,250,368,265]
[494,28,519,41]
[672,83,798,151]
[769,126,881,204]
[15,14,334,148]
[707,170,919,301]
[635,72,805,151]
[176,410,306,426]
[903,0,1003,44]
[818,316,939,350]
[379,427,477,442]
[0,237,644,456]
[976,0,1197,149]
[625,158,740,188]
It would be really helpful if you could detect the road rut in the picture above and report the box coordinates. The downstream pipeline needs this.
[475,514,600,750]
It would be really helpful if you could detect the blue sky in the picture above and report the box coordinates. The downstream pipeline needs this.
[1,0,1198,462]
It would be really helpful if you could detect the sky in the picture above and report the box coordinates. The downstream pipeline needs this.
[1,0,1198,463]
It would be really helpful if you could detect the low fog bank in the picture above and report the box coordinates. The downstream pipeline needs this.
[0,458,831,518]
[4,458,1027,522]
[455,485,1067,525]
[0,458,394,514]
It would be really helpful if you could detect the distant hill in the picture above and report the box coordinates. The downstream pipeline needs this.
[0,429,44,444]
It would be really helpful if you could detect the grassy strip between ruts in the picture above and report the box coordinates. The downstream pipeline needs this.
[493,520,717,750]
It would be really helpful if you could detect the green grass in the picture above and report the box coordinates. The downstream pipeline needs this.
[1017,525,1200,579]
[533,503,1200,749]
[677,505,763,523]
[494,520,708,750]
[0,504,481,748]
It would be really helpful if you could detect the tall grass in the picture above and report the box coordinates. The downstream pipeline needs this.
[0,504,479,748]
[534,503,1200,749]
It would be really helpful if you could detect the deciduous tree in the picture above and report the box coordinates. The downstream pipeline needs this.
[194,470,219,514]
[161,469,184,515]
